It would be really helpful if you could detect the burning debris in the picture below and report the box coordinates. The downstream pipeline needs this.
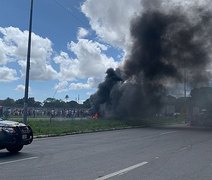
[90,0,212,121]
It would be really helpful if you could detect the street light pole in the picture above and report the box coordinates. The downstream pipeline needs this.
[23,0,34,124]
[184,67,187,98]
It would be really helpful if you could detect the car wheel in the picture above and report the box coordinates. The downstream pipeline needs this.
[6,145,23,153]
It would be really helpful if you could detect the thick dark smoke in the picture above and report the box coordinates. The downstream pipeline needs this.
[90,1,212,120]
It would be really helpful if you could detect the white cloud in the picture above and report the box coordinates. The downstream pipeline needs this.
[162,0,212,12]
[53,37,120,93]
[15,84,25,92]
[0,26,58,81]
[53,77,101,98]
[81,0,212,56]
[0,23,121,90]
[69,82,90,90]
[1,2,140,91]
[0,66,18,82]
[77,27,89,39]
[81,0,142,50]
[68,39,118,78]
[69,77,101,90]
[54,38,119,82]
[0,39,9,65]
[54,52,79,81]
[54,81,69,93]
[15,84,31,94]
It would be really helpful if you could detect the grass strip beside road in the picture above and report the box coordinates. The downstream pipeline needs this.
[11,116,185,137]
[28,119,130,136]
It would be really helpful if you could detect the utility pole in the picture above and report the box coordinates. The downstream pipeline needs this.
[184,68,187,98]
[183,61,188,124]
[23,0,34,124]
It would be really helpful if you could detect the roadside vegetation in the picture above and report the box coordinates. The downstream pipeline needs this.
[10,116,185,137]
[26,118,130,136]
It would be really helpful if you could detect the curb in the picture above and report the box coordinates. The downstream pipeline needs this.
[33,123,212,139]
[33,126,142,139]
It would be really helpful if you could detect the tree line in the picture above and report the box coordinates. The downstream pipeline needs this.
[0,97,91,109]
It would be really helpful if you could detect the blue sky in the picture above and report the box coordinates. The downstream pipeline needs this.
[1,0,204,103]
[0,0,143,103]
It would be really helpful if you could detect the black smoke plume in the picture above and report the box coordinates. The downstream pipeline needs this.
[90,1,212,120]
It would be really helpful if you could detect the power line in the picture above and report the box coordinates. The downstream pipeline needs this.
[53,0,86,27]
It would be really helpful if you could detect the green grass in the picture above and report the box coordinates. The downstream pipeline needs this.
[27,119,129,136]
[9,116,185,136]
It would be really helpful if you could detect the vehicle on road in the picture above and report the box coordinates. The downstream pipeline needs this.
[0,118,33,153]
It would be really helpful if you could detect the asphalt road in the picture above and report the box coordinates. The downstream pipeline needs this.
[0,127,212,180]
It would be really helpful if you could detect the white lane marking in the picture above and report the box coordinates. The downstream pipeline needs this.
[179,147,188,151]
[0,156,38,165]
[159,131,177,136]
[178,144,192,151]
[96,161,148,180]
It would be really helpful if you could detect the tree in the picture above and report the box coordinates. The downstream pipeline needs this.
[66,101,79,108]
[82,99,91,108]
[2,98,15,107]
[15,98,25,107]
[15,97,41,108]
[44,98,56,103]
[65,95,69,102]
[43,98,66,108]
[28,97,42,107]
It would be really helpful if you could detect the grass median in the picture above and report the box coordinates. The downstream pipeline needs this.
[11,116,185,137]
[27,118,130,136]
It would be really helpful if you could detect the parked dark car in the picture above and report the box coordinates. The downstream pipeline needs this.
[0,118,33,153]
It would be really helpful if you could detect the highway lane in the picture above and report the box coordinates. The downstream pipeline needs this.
[0,127,212,180]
